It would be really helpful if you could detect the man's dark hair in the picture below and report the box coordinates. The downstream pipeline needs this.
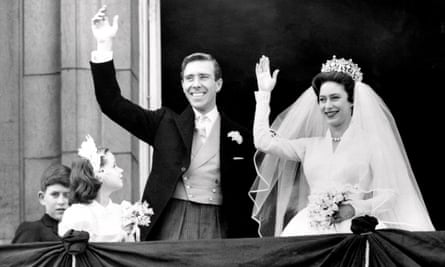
[40,164,71,191]
[180,52,222,80]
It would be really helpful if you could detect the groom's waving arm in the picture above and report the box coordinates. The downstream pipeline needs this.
[90,6,164,144]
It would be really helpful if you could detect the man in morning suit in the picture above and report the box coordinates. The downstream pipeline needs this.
[90,6,257,240]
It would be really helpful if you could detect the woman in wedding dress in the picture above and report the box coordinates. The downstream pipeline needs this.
[250,55,435,237]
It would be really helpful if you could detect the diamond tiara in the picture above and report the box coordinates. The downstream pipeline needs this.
[321,55,363,82]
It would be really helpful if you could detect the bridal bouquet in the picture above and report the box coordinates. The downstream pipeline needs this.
[307,184,359,231]
[121,200,154,235]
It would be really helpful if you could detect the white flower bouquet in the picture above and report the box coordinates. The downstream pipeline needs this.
[121,200,154,236]
[307,184,359,231]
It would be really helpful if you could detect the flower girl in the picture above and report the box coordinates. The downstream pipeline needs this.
[58,135,152,242]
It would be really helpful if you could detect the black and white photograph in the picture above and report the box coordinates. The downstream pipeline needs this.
[0,0,444,266]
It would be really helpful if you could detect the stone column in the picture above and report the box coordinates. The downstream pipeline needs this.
[0,1,140,242]
[22,0,62,221]
[0,0,22,243]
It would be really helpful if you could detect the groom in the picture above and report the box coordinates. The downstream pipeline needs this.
[90,6,257,240]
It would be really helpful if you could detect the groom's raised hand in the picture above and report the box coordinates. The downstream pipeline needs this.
[91,5,119,52]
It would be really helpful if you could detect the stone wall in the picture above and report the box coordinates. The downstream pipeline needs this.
[0,0,140,243]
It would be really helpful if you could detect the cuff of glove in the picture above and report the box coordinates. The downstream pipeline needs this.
[91,50,113,63]
[255,91,271,103]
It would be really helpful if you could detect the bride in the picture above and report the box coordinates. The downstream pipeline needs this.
[250,55,435,236]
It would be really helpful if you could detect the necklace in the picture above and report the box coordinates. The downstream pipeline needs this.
[332,137,341,142]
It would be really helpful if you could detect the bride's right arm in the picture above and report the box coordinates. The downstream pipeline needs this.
[254,55,305,161]
[254,91,304,161]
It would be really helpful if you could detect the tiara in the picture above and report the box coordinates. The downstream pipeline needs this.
[321,55,363,82]
[78,135,101,174]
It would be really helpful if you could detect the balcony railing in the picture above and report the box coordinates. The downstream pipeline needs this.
[1,217,445,267]
[0,229,445,267]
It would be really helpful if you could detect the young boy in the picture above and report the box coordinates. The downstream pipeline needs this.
[12,164,71,243]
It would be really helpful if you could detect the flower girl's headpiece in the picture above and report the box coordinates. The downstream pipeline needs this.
[321,55,363,82]
[78,135,101,174]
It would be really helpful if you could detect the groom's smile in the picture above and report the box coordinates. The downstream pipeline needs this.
[182,60,222,114]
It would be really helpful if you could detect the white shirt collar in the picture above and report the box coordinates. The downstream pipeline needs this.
[193,106,219,124]
[193,106,219,136]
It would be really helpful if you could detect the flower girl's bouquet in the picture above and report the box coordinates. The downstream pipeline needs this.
[121,200,154,238]
[307,184,359,231]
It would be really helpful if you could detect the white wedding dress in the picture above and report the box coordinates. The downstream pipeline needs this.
[263,127,378,236]
[253,91,383,236]
[252,85,434,237]
[278,129,376,236]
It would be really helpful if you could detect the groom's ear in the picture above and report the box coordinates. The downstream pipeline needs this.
[216,78,223,93]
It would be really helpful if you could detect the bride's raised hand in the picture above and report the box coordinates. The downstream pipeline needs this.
[255,55,279,92]
[91,5,119,50]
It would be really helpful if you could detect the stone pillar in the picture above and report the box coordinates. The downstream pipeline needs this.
[22,0,62,221]
[0,0,22,243]
[0,1,140,243]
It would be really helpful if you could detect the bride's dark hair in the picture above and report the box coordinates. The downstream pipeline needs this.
[69,148,109,204]
[311,71,355,103]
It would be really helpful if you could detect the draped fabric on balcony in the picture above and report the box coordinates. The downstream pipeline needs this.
[2,228,445,267]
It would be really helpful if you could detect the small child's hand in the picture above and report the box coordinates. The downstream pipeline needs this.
[122,222,139,242]
[122,221,135,235]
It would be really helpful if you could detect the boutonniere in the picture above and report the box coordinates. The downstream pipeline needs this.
[227,131,243,144]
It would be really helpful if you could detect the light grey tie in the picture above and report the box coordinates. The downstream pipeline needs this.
[196,115,208,140]
[192,115,208,156]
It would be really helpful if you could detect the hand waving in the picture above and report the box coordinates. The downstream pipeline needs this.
[255,55,279,92]
[91,5,119,51]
